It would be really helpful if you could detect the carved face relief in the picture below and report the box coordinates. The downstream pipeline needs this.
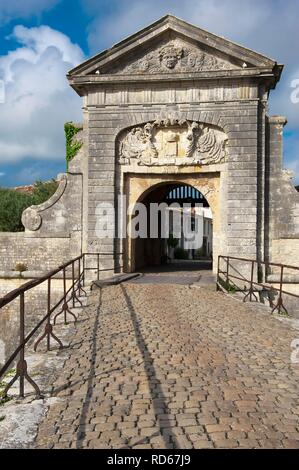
[139,59,149,72]
[118,118,228,167]
[104,38,237,75]
[159,44,183,70]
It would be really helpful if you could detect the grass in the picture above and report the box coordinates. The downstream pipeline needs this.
[277,310,290,317]
[218,277,238,294]
[0,368,16,405]
[0,396,12,407]
[5,368,16,378]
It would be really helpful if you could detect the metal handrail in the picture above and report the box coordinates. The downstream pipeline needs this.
[0,252,122,399]
[217,255,299,315]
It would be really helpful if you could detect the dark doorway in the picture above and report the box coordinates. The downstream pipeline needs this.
[132,183,213,271]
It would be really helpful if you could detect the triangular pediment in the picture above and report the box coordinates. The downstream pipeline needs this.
[99,33,241,75]
[68,15,278,78]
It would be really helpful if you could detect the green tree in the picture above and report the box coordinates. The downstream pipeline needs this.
[31,179,58,204]
[0,180,58,232]
[0,189,33,232]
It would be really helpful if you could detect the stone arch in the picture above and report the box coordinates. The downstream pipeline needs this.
[123,174,220,273]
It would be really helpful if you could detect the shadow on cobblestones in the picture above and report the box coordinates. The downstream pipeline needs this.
[75,289,103,449]
[121,284,179,448]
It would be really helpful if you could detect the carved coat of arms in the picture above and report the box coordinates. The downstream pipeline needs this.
[118,119,228,166]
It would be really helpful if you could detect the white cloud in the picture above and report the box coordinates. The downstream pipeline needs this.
[271,68,299,129]
[85,0,271,54]
[84,0,299,178]
[0,0,61,25]
[0,25,84,163]
[85,0,299,124]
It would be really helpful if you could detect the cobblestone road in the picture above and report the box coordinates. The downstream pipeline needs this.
[34,283,299,449]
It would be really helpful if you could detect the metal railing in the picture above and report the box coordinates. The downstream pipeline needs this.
[0,252,121,399]
[217,255,299,315]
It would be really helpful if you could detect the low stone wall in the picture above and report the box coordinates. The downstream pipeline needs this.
[0,232,81,272]
[0,278,73,368]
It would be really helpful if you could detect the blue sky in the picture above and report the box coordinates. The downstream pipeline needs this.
[0,0,298,187]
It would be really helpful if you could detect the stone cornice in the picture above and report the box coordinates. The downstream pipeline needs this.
[69,66,282,96]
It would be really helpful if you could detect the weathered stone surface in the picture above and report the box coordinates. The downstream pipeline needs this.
[32,283,299,449]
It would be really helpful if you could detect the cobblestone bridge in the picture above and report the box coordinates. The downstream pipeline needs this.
[34,272,299,449]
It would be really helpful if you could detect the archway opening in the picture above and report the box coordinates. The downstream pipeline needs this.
[131,183,213,272]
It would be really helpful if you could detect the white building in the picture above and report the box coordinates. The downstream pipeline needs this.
[166,205,213,260]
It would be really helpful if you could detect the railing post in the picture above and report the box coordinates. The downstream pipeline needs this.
[72,261,75,308]
[78,256,81,282]
[270,265,288,315]
[243,259,258,303]
[63,267,67,323]
[83,254,85,286]
[76,255,86,298]
[216,256,220,291]
[279,265,284,315]
[250,260,254,301]
[47,278,51,351]
[3,292,41,399]
[34,276,63,352]
[226,256,229,287]
[53,266,77,324]
[19,292,25,398]
[97,253,100,281]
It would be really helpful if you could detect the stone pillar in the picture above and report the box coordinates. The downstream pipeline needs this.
[266,115,299,266]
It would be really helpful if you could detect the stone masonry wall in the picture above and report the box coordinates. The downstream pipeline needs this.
[0,233,79,272]
[85,86,260,272]
[266,116,299,269]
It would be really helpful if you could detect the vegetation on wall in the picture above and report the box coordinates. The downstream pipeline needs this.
[174,247,189,260]
[65,122,83,169]
[167,233,179,249]
[0,180,58,232]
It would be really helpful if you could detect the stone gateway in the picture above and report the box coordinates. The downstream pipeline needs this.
[3,15,299,278]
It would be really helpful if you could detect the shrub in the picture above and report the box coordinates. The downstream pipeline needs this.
[15,263,28,273]
[195,246,205,258]
[0,180,58,232]
[31,180,58,204]
[174,247,189,260]
[0,189,33,232]
[167,233,179,249]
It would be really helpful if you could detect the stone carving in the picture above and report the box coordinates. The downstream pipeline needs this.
[22,174,67,231]
[105,39,236,74]
[159,43,184,70]
[119,122,158,165]
[118,119,227,166]
[21,208,42,231]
